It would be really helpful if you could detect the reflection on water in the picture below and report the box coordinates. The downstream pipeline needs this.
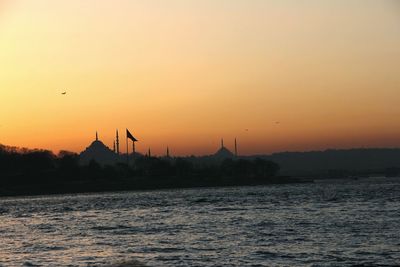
[0,178,399,266]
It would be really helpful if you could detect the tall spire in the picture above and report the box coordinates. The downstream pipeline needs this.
[234,138,238,157]
[148,148,151,157]
[221,138,224,148]
[166,146,170,157]
[116,129,120,155]
[113,140,116,153]
[96,131,98,141]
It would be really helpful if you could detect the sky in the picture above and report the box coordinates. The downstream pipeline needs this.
[0,0,400,156]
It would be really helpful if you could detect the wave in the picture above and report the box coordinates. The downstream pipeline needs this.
[102,259,147,267]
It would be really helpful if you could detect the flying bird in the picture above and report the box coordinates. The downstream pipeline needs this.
[61,91,66,95]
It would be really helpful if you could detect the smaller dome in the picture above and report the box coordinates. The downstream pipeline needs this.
[214,146,234,159]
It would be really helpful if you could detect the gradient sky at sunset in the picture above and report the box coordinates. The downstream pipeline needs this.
[1,0,400,155]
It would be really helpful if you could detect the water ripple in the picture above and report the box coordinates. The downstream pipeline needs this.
[0,178,399,266]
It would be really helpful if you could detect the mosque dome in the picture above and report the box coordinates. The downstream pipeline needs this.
[213,139,234,159]
[79,133,120,165]
[214,146,234,159]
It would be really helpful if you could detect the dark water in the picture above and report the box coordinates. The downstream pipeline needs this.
[0,178,399,266]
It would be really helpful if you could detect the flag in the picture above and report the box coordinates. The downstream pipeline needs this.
[126,129,138,142]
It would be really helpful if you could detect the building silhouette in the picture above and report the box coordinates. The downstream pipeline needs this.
[79,132,120,165]
[213,139,234,159]
[79,131,238,165]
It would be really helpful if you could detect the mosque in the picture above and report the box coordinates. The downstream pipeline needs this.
[79,131,122,165]
[213,139,237,159]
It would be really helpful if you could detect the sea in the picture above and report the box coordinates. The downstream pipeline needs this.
[0,177,399,267]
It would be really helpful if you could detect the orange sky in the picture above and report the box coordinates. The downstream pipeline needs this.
[1,0,400,156]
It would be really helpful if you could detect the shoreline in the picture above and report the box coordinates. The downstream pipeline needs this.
[0,176,311,198]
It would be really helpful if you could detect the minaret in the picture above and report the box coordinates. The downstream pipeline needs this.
[96,131,98,141]
[166,146,170,158]
[221,138,224,148]
[234,138,238,157]
[148,148,151,157]
[113,140,116,153]
[116,129,120,155]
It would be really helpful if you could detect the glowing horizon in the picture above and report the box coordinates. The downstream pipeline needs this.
[1,0,400,156]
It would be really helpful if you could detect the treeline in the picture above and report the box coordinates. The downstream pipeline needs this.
[0,145,284,196]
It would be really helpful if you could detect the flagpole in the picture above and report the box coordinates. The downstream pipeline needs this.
[126,129,138,165]
[126,133,129,165]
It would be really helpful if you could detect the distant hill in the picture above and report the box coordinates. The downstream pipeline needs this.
[246,148,400,176]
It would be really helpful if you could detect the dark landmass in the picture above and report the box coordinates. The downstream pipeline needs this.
[1,144,399,197]
[180,148,400,178]
[259,148,400,178]
[0,144,292,197]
